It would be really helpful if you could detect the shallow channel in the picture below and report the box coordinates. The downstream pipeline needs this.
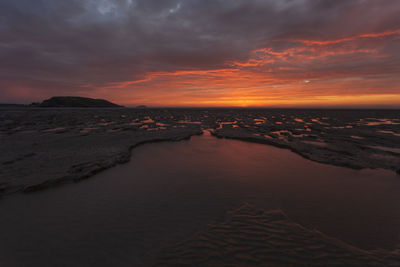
[1,131,400,266]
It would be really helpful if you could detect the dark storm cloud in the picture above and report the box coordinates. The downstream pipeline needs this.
[0,0,399,102]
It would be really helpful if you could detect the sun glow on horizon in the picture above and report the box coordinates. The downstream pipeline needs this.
[78,28,400,108]
[2,0,400,108]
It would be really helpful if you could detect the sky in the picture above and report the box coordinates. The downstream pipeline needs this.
[0,0,399,107]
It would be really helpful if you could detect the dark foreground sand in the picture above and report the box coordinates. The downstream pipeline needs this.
[157,203,400,266]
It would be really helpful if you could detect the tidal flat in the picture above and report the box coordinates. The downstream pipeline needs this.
[1,107,400,266]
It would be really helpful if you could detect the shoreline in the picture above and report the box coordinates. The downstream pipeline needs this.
[21,130,202,194]
[1,108,399,198]
[1,129,202,197]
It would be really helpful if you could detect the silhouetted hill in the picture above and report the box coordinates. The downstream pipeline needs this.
[39,96,123,108]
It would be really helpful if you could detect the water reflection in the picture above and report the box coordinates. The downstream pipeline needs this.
[0,134,400,266]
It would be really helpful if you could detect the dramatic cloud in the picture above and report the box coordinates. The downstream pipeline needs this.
[1,0,399,106]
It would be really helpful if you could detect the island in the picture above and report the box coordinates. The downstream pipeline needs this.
[39,96,123,108]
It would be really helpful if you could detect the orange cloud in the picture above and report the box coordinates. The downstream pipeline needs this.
[92,29,400,107]
[293,29,400,46]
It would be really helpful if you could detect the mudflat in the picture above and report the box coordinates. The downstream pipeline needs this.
[1,108,399,196]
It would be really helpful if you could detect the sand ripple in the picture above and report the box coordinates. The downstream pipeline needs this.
[157,204,400,266]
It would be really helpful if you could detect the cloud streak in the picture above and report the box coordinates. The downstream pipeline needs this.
[0,0,399,106]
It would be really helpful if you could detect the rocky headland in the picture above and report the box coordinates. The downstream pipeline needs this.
[39,96,123,107]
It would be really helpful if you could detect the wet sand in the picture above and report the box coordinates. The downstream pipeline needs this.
[1,108,400,196]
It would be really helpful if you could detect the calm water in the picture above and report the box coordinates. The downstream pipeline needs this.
[1,132,400,266]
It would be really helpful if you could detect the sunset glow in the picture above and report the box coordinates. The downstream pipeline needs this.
[1,0,399,107]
